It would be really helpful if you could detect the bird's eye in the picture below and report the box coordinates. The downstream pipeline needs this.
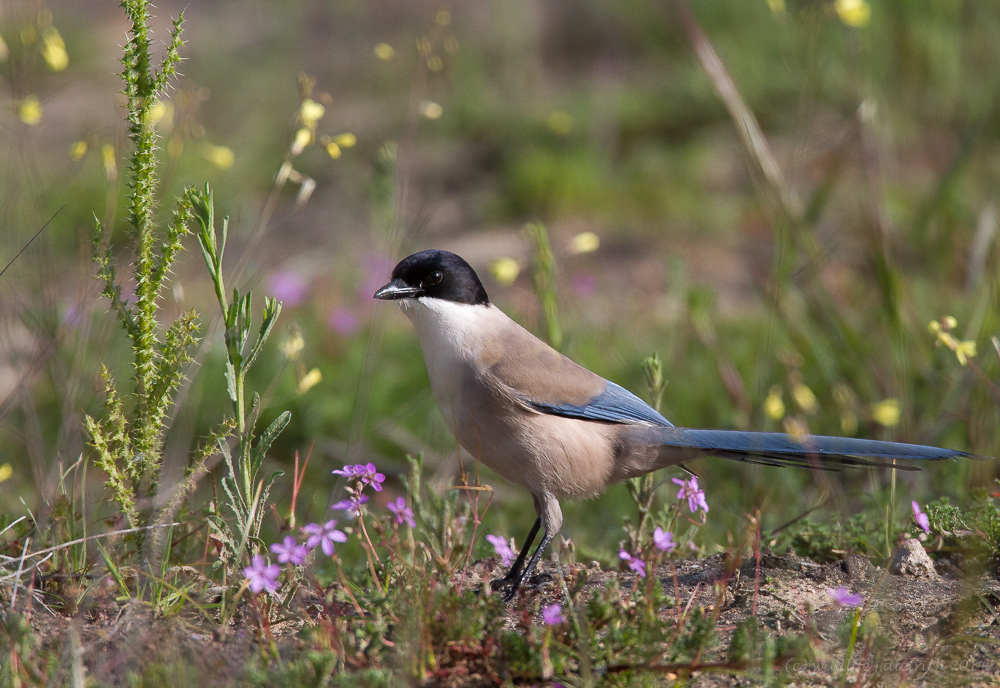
[426,271,443,286]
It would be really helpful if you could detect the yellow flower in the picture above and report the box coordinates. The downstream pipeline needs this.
[547,110,575,136]
[325,141,342,159]
[297,367,322,394]
[374,43,395,61]
[426,55,443,72]
[69,140,88,160]
[791,383,818,414]
[835,0,871,28]
[954,340,977,366]
[569,231,600,255]
[282,331,305,360]
[435,9,451,26]
[783,417,808,440]
[767,0,786,15]
[490,258,520,286]
[19,96,42,125]
[333,133,357,148]
[102,143,117,179]
[0,462,12,483]
[41,27,68,71]
[764,385,785,421]
[291,127,312,155]
[943,315,958,330]
[928,319,942,335]
[420,101,443,120]
[201,143,235,169]
[149,99,174,129]
[871,398,900,428]
[299,98,325,129]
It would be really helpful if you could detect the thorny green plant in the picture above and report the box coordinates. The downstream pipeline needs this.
[86,1,198,535]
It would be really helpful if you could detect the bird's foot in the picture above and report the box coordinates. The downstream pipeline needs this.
[489,571,553,603]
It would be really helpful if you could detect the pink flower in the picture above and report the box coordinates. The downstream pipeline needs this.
[653,527,677,552]
[671,475,709,514]
[542,603,565,625]
[243,555,280,594]
[331,494,369,519]
[486,534,516,566]
[301,520,348,556]
[387,496,416,527]
[911,501,930,533]
[268,269,309,307]
[619,549,646,578]
[827,587,863,607]
[328,307,360,336]
[270,535,309,565]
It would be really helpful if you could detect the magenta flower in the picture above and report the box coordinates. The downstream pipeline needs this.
[653,527,677,552]
[268,269,309,307]
[302,520,348,556]
[542,603,565,626]
[387,496,416,527]
[331,494,369,519]
[486,534,517,566]
[270,535,309,565]
[243,555,280,594]
[619,549,647,578]
[911,501,930,533]
[332,463,386,492]
[672,475,709,514]
[827,587,864,607]
[328,307,360,336]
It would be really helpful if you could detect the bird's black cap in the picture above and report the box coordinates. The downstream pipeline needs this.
[374,249,490,306]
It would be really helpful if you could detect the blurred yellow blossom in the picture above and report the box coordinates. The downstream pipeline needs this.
[871,398,900,428]
[291,127,312,155]
[791,383,818,414]
[41,27,68,71]
[149,99,173,129]
[19,96,42,125]
[0,462,11,482]
[783,416,808,440]
[427,55,444,72]
[954,340,977,366]
[420,101,443,119]
[325,141,342,159]
[333,133,357,148]
[767,0,786,15]
[569,231,600,255]
[102,143,116,179]
[201,143,234,169]
[835,0,871,28]
[297,367,322,394]
[435,9,451,26]
[69,140,88,160]
[490,258,520,286]
[299,98,325,128]
[943,315,958,330]
[764,385,785,421]
[547,110,575,136]
[283,331,305,360]
[374,43,395,61]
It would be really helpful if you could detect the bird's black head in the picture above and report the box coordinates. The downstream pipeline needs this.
[373,249,490,306]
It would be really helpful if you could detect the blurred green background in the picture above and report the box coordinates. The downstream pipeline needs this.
[1,0,998,564]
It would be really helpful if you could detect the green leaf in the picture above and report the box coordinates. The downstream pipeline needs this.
[251,411,290,475]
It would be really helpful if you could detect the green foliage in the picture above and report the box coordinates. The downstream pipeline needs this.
[86,2,199,530]
[192,187,287,571]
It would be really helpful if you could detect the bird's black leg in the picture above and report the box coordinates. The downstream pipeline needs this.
[491,518,539,595]
[499,529,555,602]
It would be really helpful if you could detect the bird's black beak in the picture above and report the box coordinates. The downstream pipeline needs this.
[374,278,420,300]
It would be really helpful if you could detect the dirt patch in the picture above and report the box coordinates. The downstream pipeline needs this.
[7,548,1000,686]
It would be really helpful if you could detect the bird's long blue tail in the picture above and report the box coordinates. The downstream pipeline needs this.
[652,427,970,471]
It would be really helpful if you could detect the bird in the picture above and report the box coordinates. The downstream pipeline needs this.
[374,248,970,601]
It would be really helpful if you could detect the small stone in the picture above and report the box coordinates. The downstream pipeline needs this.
[889,539,937,579]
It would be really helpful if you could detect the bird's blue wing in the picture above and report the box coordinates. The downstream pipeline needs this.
[522,381,673,427]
